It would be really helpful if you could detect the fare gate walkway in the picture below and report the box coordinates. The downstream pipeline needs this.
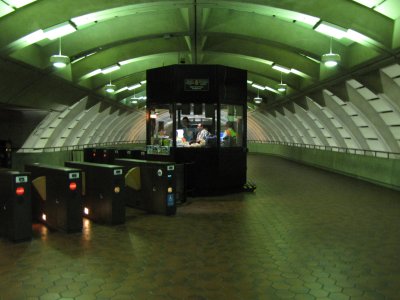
[1,153,399,300]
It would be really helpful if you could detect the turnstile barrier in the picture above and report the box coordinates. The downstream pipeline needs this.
[25,163,83,233]
[65,161,125,224]
[0,169,32,242]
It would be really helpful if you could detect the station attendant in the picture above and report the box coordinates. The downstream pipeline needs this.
[181,117,194,143]
[222,121,237,146]
[190,123,209,147]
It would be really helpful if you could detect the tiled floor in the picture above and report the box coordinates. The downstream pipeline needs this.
[1,153,400,300]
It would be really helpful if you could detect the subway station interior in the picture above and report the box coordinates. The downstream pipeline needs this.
[1,1,400,299]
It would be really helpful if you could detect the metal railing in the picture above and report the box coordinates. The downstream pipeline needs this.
[247,140,400,159]
[14,139,400,159]
[16,140,146,153]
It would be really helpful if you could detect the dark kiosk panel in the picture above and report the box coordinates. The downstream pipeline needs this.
[25,163,83,233]
[0,169,32,242]
[115,158,177,215]
[146,64,247,195]
[65,161,125,225]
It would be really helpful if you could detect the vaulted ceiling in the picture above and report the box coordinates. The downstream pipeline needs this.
[1,0,399,110]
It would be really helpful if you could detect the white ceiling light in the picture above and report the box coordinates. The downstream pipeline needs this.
[50,38,69,68]
[272,64,291,74]
[45,22,76,40]
[321,38,341,67]
[127,83,141,90]
[314,21,347,39]
[264,86,279,94]
[115,86,128,94]
[50,54,70,68]
[277,72,287,93]
[0,2,14,18]
[3,0,36,8]
[105,83,116,93]
[254,89,262,104]
[101,64,120,74]
[251,83,265,90]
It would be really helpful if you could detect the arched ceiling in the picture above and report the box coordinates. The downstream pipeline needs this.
[1,0,399,109]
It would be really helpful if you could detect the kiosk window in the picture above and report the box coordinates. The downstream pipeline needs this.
[176,103,217,148]
[220,104,243,147]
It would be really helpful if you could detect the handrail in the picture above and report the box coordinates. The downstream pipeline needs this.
[15,139,400,159]
[16,140,146,153]
[247,140,400,159]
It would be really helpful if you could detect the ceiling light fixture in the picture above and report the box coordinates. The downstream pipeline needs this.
[254,89,262,104]
[277,72,287,93]
[105,76,116,94]
[321,37,341,68]
[105,83,116,93]
[50,38,70,68]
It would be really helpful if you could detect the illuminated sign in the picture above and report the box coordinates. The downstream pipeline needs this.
[184,79,209,91]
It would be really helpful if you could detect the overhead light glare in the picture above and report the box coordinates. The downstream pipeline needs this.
[352,0,379,8]
[265,86,278,93]
[45,22,76,40]
[314,21,347,39]
[346,29,369,43]
[251,83,265,90]
[3,0,36,8]
[71,14,97,27]
[87,69,102,77]
[140,80,147,85]
[128,83,141,90]
[22,29,45,44]
[101,64,120,74]
[272,64,291,74]
[115,87,128,94]
[247,80,253,84]
[119,58,136,65]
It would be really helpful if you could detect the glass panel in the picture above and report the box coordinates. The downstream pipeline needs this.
[175,103,217,148]
[220,104,244,147]
[147,105,173,155]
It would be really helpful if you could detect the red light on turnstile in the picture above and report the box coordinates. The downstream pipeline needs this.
[16,186,25,196]
[69,182,77,191]
[92,152,96,157]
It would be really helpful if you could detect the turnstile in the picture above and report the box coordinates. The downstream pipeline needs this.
[115,158,177,215]
[65,161,125,224]
[0,169,32,242]
[25,163,83,233]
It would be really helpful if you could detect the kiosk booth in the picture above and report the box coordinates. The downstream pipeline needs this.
[145,65,247,195]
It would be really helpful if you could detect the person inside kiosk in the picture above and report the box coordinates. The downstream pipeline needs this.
[189,123,210,147]
[180,116,194,143]
[222,121,237,147]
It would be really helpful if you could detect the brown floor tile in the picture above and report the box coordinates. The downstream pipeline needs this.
[1,154,399,300]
